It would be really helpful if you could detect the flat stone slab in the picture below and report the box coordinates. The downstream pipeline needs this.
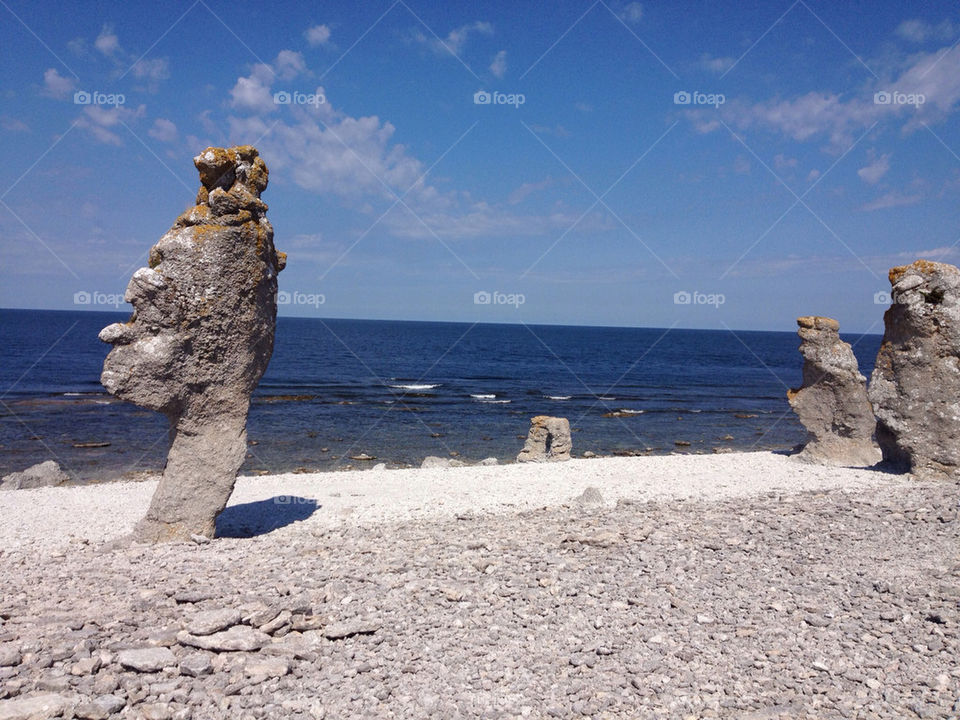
[178,625,270,652]
[186,608,241,636]
[117,647,177,672]
[0,693,72,720]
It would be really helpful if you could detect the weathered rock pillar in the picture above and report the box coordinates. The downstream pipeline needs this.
[787,316,879,466]
[517,416,572,463]
[869,260,960,479]
[100,146,285,541]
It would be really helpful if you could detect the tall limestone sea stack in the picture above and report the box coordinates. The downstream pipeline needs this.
[787,316,879,467]
[99,146,285,541]
[869,260,960,480]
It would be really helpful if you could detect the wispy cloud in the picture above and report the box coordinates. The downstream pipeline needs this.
[414,21,493,56]
[857,153,890,184]
[508,177,554,205]
[148,118,178,143]
[490,50,507,78]
[41,68,76,99]
[687,41,960,150]
[618,2,643,24]
[861,191,921,211]
[94,25,120,56]
[895,19,956,44]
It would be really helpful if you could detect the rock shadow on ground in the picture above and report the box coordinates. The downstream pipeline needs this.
[216,496,319,538]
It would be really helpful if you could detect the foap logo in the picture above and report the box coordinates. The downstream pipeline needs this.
[274,495,317,505]
[273,90,326,107]
[73,90,125,106]
[873,90,925,107]
[277,290,325,308]
[474,290,525,308]
[673,90,725,107]
[473,90,526,108]
[74,290,124,308]
[674,290,725,308]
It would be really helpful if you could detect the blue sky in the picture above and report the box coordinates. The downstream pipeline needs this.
[1,0,958,332]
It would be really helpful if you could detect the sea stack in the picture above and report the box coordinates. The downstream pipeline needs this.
[99,146,285,542]
[786,316,879,467]
[868,260,960,479]
[517,416,572,463]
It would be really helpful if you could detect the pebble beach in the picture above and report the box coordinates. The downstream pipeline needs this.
[1,453,958,719]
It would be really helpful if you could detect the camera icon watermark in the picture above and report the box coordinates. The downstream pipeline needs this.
[873,90,925,107]
[274,90,326,107]
[74,290,124,308]
[473,90,526,108]
[73,90,125,107]
[673,90,725,107]
[474,290,525,308]
[674,290,725,308]
[277,290,325,308]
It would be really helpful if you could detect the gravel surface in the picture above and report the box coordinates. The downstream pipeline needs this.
[0,454,958,719]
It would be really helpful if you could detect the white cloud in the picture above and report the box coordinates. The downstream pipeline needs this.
[861,191,921,211]
[774,154,798,169]
[1,116,30,132]
[490,50,507,79]
[575,102,593,113]
[94,25,119,55]
[733,155,751,174]
[692,42,960,151]
[42,68,75,99]
[530,123,572,138]
[305,24,332,46]
[75,104,146,145]
[230,64,277,114]
[225,47,615,243]
[857,153,890,184]
[274,50,306,80]
[148,118,178,143]
[416,21,493,56]
[132,57,169,82]
[381,203,610,240]
[230,51,310,112]
[700,54,734,74]
[508,177,553,205]
[895,19,955,43]
[619,2,643,24]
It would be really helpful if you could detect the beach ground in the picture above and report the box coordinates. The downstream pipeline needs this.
[0,452,957,719]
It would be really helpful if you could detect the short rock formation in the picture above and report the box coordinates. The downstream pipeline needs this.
[869,260,960,479]
[787,316,879,466]
[0,460,69,490]
[421,456,465,469]
[516,416,572,463]
[99,146,285,541]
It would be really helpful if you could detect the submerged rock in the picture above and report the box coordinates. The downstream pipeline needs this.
[99,146,285,541]
[0,460,69,490]
[787,316,879,467]
[869,260,960,479]
[517,416,572,463]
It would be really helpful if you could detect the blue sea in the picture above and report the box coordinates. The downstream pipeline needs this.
[0,309,883,482]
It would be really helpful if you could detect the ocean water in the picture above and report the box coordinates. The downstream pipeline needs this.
[0,309,883,482]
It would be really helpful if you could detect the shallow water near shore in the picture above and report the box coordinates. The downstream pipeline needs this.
[0,309,883,482]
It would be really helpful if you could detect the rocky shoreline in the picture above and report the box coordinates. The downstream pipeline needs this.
[0,453,958,718]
